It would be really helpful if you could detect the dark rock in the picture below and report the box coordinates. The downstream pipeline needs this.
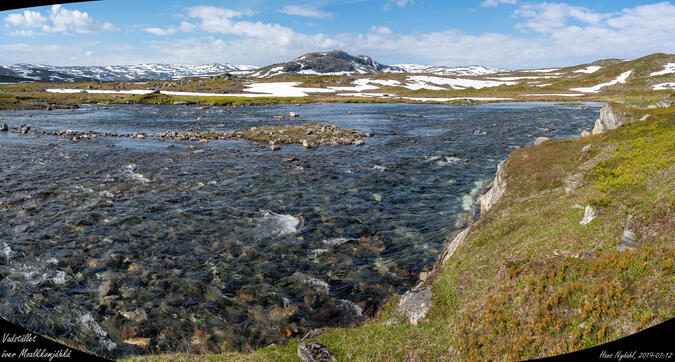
[0,123,7,132]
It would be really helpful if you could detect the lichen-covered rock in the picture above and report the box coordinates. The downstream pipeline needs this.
[480,161,506,215]
[592,104,625,135]
[579,205,596,225]
[394,286,433,325]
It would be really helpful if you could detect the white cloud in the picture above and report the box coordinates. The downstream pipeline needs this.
[2,2,673,69]
[179,21,196,32]
[277,5,333,19]
[186,6,301,43]
[4,10,46,28]
[146,2,675,69]
[514,3,606,33]
[481,0,517,8]
[3,4,117,34]
[10,30,36,36]
[370,25,392,34]
[144,27,177,36]
[384,0,412,10]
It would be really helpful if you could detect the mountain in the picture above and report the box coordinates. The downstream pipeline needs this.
[0,63,258,82]
[249,50,395,78]
[248,50,505,78]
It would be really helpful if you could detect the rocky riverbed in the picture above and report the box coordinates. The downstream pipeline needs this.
[0,102,601,358]
[6,122,370,148]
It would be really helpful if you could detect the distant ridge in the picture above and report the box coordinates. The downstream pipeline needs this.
[0,63,258,82]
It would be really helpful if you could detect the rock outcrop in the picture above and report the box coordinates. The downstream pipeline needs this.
[394,286,434,325]
[592,104,626,135]
[579,205,596,225]
[534,137,552,145]
[617,215,639,251]
[480,161,507,216]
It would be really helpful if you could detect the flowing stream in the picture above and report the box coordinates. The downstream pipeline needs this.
[0,101,601,357]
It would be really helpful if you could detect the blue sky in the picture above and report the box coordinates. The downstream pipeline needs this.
[1,0,673,68]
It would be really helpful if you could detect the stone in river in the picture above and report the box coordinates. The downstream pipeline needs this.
[0,123,7,132]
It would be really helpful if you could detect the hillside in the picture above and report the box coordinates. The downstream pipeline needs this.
[1,53,672,110]
[125,103,674,361]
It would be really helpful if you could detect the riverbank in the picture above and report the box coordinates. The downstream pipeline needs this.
[123,103,673,361]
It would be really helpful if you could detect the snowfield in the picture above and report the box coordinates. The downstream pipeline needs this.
[244,82,334,96]
[521,68,560,73]
[326,78,382,92]
[650,63,675,76]
[521,93,585,97]
[404,76,517,90]
[47,82,335,98]
[652,82,675,90]
[573,66,602,74]
[571,70,633,93]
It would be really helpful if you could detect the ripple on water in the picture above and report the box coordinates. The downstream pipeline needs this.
[0,102,601,357]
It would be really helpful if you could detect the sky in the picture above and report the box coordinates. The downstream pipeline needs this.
[0,0,674,69]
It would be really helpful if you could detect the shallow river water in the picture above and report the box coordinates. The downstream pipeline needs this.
[0,102,601,357]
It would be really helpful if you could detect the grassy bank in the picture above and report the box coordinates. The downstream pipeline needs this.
[124,105,674,361]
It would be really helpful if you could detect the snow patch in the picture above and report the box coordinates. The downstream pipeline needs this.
[574,66,602,74]
[405,75,517,90]
[571,70,633,93]
[650,63,675,76]
[652,82,675,90]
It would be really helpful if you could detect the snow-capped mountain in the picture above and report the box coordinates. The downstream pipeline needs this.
[0,51,507,82]
[0,63,258,82]
[249,50,394,78]
[386,64,506,76]
[248,50,506,78]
